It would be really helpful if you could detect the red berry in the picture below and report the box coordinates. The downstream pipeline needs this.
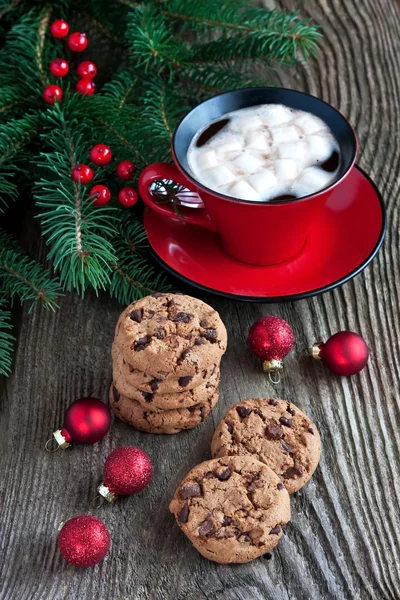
[68,32,88,52]
[89,145,112,166]
[116,160,136,181]
[43,85,63,104]
[77,61,97,79]
[90,185,111,206]
[50,58,69,78]
[50,19,69,39]
[118,187,138,207]
[76,79,95,96]
[72,164,94,184]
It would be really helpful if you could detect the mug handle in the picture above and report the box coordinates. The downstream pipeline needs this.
[138,162,217,232]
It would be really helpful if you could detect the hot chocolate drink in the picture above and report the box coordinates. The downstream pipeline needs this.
[187,104,340,202]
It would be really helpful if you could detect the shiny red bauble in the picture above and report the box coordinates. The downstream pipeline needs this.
[76,79,95,96]
[313,331,369,376]
[248,316,294,362]
[68,32,88,52]
[89,144,112,166]
[58,516,110,568]
[72,164,94,184]
[49,397,111,450]
[90,185,111,206]
[77,61,97,79]
[50,58,69,78]
[98,446,152,502]
[118,187,138,207]
[50,19,69,38]
[116,160,136,181]
[43,84,63,104]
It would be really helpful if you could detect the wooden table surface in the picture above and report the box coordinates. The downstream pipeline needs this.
[1,0,400,598]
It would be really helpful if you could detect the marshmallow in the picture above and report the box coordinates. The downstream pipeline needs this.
[292,167,333,197]
[231,152,265,174]
[195,148,219,171]
[295,114,328,135]
[248,169,278,193]
[203,164,237,188]
[236,115,265,132]
[274,159,299,184]
[209,135,243,156]
[271,125,301,145]
[228,180,260,201]
[245,130,271,150]
[306,134,336,163]
[278,140,308,162]
[261,104,293,127]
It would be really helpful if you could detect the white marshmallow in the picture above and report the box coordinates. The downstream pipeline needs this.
[295,114,328,135]
[306,134,336,163]
[271,125,301,145]
[278,140,308,162]
[228,180,260,201]
[195,148,219,171]
[274,159,299,184]
[231,153,264,174]
[209,136,243,156]
[245,130,270,150]
[203,164,236,188]
[248,169,278,193]
[292,167,333,197]
[236,115,264,132]
[261,105,293,127]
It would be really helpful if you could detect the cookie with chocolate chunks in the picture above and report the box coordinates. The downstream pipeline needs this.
[211,398,321,494]
[169,455,290,564]
[109,385,219,434]
[114,294,227,379]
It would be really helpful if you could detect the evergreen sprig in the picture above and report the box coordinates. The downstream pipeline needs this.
[0,0,322,374]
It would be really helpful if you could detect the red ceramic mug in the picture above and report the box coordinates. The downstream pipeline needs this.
[139,88,358,266]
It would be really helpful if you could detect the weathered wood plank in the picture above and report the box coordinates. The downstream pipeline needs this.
[1,0,400,598]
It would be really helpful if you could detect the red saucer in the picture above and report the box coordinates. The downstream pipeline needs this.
[144,166,386,302]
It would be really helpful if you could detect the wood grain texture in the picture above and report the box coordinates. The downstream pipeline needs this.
[1,0,400,598]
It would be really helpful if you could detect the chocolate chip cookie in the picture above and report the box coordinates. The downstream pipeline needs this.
[110,385,219,434]
[114,361,220,411]
[169,455,290,563]
[211,398,321,494]
[114,293,227,379]
[112,344,219,395]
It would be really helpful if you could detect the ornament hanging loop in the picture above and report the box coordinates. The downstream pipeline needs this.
[268,371,281,385]
[93,495,104,509]
[45,438,60,452]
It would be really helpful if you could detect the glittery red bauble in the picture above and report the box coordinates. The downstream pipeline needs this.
[50,19,69,39]
[89,144,112,166]
[76,78,95,96]
[62,397,111,445]
[68,32,88,52]
[248,316,294,361]
[90,184,111,206]
[116,160,136,181]
[77,61,97,79]
[43,84,62,104]
[72,164,93,184]
[50,58,69,78]
[118,187,138,207]
[104,446,152,496]
[58,516,110,568]
[315,331,369,376]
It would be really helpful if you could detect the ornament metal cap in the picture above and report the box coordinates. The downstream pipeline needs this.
[97,483,117,503]
[312,342,323,360]
[262,359,283,373]
[45,429,70,451]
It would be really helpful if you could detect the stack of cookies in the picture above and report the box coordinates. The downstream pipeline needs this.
[110,293,227,434]
[169,397,321,564]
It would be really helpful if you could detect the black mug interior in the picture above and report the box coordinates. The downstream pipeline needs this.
[172,87,358,203]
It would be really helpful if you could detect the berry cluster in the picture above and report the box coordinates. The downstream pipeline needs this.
[43,19,97,104]
[72,145,138,208]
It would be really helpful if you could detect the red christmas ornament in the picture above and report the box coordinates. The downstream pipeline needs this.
[248,316,294,380]
[43,84,62,104]
[50,58,69,78]
[90,184,111,206]
[118,187,138,207]
[76,78,95,96]
[50,19,69,39]
[312,331,369,376]
[72,164,94,184]
[46,397,111,450]
[89,144,112,166]
[58,516,110,568]
[68,32,88,52]
[98,446,152,502]
[77,61,97,79]
[116,160,136,181]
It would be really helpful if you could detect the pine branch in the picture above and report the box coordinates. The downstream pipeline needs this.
[0,0,23,21]
[34,100,121,296]
[0,297,14,377]
[109,211,172,304]
[0,231,62,311]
